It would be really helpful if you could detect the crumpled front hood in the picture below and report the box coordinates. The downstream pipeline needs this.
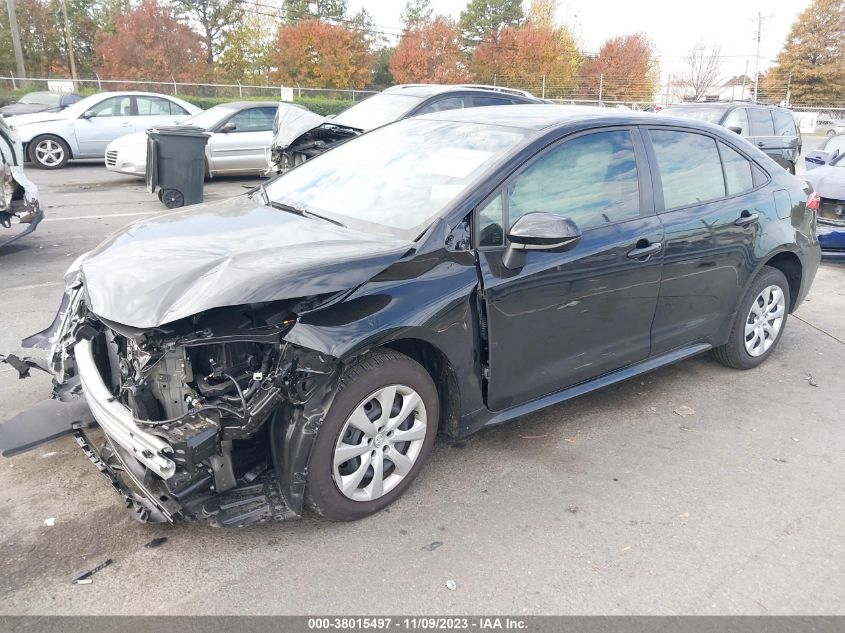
[76,195,413,328]
[271,103,361,150]
[804,166,845,200]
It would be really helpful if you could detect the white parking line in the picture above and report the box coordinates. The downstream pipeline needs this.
[43,211,159,222]
[0,281,63,293]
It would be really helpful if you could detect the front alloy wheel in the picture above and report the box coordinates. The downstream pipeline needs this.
[333,385,428,502]
[306,350,438,521]
[29,136,69,169]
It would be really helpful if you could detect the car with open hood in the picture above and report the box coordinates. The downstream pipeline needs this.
[0,106,820,526]
[6,91,201,169]
[0,115,43,249]
[268,84,541,174]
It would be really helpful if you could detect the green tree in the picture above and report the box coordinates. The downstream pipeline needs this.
[283,0,348,24]
[400,0,432,30]
[171,0,244,66]
[458,0,524,45]
[766,0,844,104]
[217,4,277,81]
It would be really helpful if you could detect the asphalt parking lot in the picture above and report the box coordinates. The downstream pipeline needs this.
[1,145,843,616]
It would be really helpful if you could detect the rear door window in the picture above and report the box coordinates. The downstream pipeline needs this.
[772,110,797,136]
[723,108,750,136]
[649,130,725,209]
[748,108,775,136]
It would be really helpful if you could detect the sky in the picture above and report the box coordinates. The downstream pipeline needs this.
[346,0,812,83]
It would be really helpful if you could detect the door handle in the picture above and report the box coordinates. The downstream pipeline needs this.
[626,241,662,259]
[121,122,132,126]
[757,141,764,147]
[735,210,759,226]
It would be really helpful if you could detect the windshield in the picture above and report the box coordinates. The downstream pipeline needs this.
[265,118,528,239]
[19,92,61,106]
[182,105,233,130]
[333,94,423,130]
[662,105,725,124]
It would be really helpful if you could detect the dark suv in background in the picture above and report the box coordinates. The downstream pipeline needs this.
[661,102,802,173]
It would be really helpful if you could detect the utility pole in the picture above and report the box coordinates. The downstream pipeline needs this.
[752,12,771,102]
[785,71,792,106]
[59,0,79,89]
[598,73,603,105]
[5,0,26,80]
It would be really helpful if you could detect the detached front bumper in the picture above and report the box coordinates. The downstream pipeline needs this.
[75,339,176,478]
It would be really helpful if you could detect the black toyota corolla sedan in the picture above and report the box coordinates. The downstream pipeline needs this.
[0,105,820,526]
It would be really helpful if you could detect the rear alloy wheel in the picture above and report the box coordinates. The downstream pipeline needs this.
[713,266,790,369]
[28,135,70,169]
[306,350,438,521]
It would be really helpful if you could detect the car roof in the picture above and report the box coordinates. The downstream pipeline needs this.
[383,84,536,100]
[213,101,278,109]
[415,103,688,131]
[664,102,781,111]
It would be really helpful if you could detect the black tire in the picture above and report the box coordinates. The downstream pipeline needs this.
[27,135,70,169]
[713,266,790,370]
[306,350,439,521]
[161,189,184,209]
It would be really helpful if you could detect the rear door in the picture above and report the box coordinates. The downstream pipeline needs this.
[645,127,768,353]
[479,127,664,410]
[206,106,276,174]
[73,95,134,157]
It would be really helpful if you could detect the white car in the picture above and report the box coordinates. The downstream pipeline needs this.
[5,91,200,169]
[105,101,277,178]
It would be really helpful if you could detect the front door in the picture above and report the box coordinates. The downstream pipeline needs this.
[73,95,135,157]
[207,107,276,174]
[478,128,664,411]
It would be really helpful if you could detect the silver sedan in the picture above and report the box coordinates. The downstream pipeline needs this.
[105,102,277,178]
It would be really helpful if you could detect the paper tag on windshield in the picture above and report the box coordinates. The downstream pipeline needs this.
[417,148,493,179]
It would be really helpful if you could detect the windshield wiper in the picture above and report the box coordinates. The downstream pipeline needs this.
[268,200,345,228]
[249,182,270,205]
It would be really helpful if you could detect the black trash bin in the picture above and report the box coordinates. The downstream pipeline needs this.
[146,126,210,209]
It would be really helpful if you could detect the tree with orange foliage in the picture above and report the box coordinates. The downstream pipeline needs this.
[470,22,579,97]
[389,16,470,84]
[97,0,207,82]
[269,19,375,89]
[577,33,660,102]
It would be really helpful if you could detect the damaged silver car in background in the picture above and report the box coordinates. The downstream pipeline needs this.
[267,83,540,173]
[0,115,43,249]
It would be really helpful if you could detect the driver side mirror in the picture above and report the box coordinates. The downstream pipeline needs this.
[220,122,236,133]
[502,212,582,269]
[727,125,743,135]
[81,110,96,119]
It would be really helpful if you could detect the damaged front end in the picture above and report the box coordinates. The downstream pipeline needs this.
[4,282,345,527]
[267,103,361,174]
[0,116,43,249]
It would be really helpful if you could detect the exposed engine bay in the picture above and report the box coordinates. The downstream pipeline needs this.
[267,103,362,174]
[0,116,43,249]
[11,283,346,527]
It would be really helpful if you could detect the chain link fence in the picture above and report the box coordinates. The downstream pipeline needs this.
[0,75,378,103]
[1,74,843,121]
